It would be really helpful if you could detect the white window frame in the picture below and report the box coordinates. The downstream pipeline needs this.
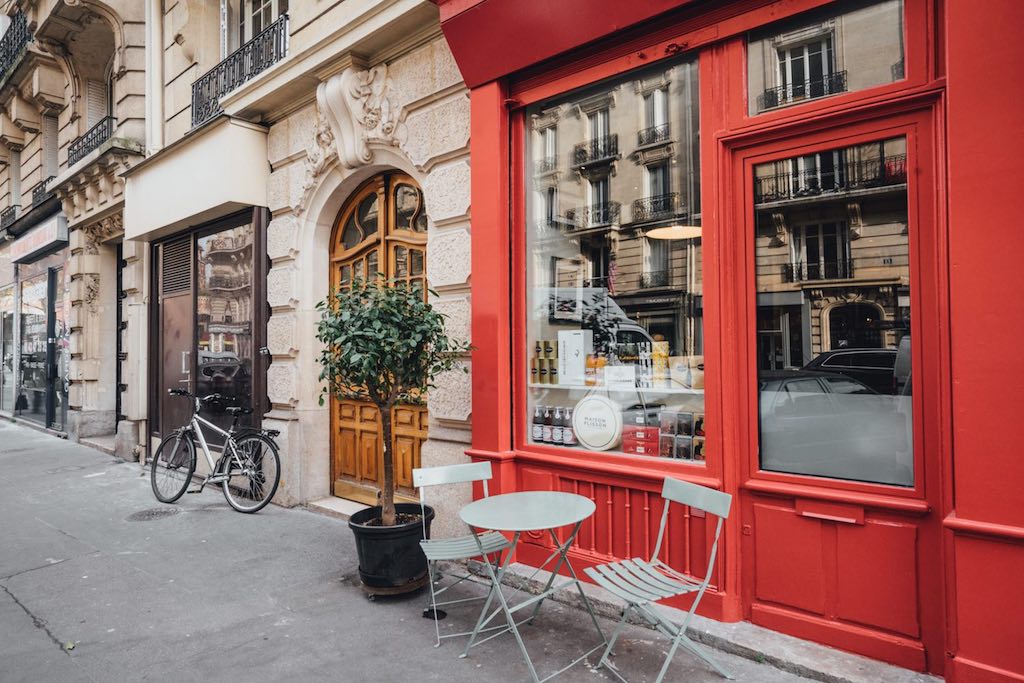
[790,221,850,280]
[644,88,668,129]
[776,35,834,103]
[589,108,609,141]
[646,162,670,198]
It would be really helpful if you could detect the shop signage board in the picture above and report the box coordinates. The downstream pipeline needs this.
[10,214,68,263]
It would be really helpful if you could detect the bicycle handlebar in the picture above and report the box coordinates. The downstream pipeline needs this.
[166,389,226,404]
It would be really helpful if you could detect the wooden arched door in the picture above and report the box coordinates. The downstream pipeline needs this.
[329,173,429,504]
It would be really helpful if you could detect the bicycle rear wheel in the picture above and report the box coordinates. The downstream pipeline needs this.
[150,431,196,503]
[222,434,280,513]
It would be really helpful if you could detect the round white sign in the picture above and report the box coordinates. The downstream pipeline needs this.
[572,394,623,451]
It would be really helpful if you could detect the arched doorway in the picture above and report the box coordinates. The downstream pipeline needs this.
[829,302,883,349]
[329,172,429,503]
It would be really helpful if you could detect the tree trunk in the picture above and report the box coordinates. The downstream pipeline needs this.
[379,404,396,526]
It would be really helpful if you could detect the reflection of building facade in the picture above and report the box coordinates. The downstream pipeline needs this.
[531,59,702,358]
[754,136,909,370]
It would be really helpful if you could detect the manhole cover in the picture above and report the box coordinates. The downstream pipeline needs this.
[126,508,181,522]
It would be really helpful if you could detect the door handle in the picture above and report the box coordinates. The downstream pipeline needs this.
[181,350,190,374]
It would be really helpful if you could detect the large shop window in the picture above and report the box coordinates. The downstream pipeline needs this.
[754,136,912,486]
[747,0,906,115]
[525,58,704,462]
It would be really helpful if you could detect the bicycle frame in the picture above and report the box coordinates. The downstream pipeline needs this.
[179,396,246,480]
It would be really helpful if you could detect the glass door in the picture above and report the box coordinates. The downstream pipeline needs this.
[0,286,13,412]
[50,267,69,430]
[19,274,48,424]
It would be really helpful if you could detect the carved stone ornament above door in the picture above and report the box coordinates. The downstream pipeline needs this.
[315,64,407,171]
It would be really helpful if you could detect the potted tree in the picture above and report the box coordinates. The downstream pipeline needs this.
[316,279,470,594]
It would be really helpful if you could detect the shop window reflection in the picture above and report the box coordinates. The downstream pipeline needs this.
[754,137,913,486]
[525,57,705,462]
[196,224,254,438]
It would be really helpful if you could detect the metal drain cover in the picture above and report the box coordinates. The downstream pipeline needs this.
[126,508,181,522]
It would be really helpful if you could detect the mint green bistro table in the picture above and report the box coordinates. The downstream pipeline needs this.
[459,491,606,682]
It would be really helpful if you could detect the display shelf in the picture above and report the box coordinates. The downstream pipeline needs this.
[528,382,703,396]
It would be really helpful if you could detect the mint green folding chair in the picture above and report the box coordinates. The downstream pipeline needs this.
[413,462,513,647]
[584,477,733,682]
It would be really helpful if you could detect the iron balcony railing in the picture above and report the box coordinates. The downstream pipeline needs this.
[640,270,670,288]
[637,123,670,147]
[632,193,681,222]
[0,205,18,230]
[572,134,619,166]
[783,260,853,282]
[32,176,56,207]
[207,274,249,289]
[535,157,557,174]
[755,154,907,204]
[565,201,621,230]
[0,12,31,87]
[68,116,116,165]
[757,70,848,111]
[191,14,289,128]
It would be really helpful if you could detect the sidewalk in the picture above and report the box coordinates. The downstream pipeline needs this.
[0,421,933,683]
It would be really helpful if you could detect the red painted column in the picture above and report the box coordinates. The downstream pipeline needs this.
[467,81,517,494]
[944,2,1024,681]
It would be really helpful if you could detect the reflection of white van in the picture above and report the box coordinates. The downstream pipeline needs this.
[894,335,912,395]
[614,322,655,347]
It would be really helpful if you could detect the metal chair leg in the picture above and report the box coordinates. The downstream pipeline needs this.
[598,604,632,668]
[425,559,442,648]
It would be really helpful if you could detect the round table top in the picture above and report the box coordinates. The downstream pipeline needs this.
[460,491,596,532]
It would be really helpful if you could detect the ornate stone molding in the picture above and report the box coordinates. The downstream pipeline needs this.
[79,213,124,255]
[315,64,407,171]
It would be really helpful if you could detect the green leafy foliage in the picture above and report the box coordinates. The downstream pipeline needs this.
[315,278,471,525]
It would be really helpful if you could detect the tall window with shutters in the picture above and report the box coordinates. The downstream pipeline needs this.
[85,79,110,128]
[42,116,58,180]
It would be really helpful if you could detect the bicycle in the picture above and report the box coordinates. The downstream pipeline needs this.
[150,388,281,513]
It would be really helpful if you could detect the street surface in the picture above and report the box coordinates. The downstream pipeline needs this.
[0,421,807,682]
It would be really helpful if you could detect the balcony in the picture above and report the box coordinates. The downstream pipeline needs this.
[565,201,621,231]
[632,193,682,222]
[0,206,18,230]
[783,260,853,282]
[640,270,670,288]
[757,71,848,111]
[0,12,31,88]
[534,157,557,174]
[637,123,670,147]
[207,274,249,290]
[68,117,116,166]
[755,154,907,204]
[191,14,289,128]
[32,176,56,207]
[572,134,619,167]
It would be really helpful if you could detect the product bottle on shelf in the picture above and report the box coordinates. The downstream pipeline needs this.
[585,354,597,386]
[552,406,564,444]
[563,408,577,446]
[542,406,553,443]
[532,405,544,442]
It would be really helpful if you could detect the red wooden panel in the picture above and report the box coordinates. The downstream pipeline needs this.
[753,503,826,615]
[835,521,919,638]
[953,535,1024,678]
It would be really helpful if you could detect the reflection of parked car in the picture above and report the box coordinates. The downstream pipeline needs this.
[759,370,912,486]
[802,348,898,394]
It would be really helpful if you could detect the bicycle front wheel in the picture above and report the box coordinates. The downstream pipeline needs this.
[150,431,196,503]
[222,434,280,513]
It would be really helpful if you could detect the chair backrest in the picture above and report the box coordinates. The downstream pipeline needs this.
[651,477,732,568]
[662,477,732,520]
[412,461,493,491]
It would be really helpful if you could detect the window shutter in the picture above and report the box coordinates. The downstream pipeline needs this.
[43,115,58,178]
[86,79,108,128]
[160,239,192,296]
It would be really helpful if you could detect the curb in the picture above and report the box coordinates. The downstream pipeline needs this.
[467,560,940,683]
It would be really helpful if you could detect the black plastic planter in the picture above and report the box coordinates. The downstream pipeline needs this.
[348,503,434,595]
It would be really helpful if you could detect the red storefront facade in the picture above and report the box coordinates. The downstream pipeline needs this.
[437,1,1024,680]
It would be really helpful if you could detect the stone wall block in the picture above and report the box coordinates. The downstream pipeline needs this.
[268,165,292,213]
[122,239,144,260]
[390,39,463,109]
[402,95,470,170]
[427,362,471,422]
[268,119,290,167]
[423,160,470,222]
[266,266,298,308]
[431,294,471,345]
[267,313,297,356]
[267,214,299,260]
[267,362,297,406]
[426,227,471,288]
[286,105,316,159]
